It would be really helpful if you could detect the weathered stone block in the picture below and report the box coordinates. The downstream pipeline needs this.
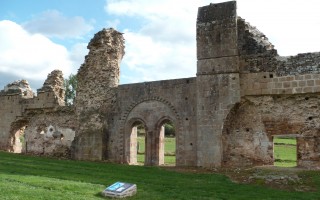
[307,80,315,86]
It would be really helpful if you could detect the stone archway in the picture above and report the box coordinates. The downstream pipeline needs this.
[124,118,147,165]
[123,99,180,166]
[155,116,177,166]
[9,119,29,153]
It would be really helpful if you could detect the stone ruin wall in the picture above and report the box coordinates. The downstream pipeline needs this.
[0,70,76,158]
[222,95,320,168]
[0,1,319,169]
[108,78,198,166]
[221,2,320,168]
[72,28,125,161]
[23,108,75,157]
[196,1,241,167]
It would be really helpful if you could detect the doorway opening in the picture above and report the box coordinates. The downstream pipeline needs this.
[273,135,297,167]
[9,122,28,153]
[159,120,176,166]
[129,121,146,165]
[136,123,146,165]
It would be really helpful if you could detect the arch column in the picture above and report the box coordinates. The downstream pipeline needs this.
[145,127,165,166]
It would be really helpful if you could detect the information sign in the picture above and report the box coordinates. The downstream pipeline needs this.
[102,182,137,198]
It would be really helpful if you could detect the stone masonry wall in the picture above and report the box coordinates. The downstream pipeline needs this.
[241,72,320,96]
[72,28,125,160]
[237,17,320,76]
[0,94,26,151]
[0,80,34,151]
[109,78,197,166]
[222,95,320,168]
[196,1,241,167]
[22,107,75,158]
[0,70,74,155]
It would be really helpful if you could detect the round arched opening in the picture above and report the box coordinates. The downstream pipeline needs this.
[128,120,147,165]
[158,119,176,166]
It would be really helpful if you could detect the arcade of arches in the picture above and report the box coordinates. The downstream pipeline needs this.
[124,100,177,166]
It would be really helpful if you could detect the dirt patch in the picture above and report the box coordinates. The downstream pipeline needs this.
[163,165,319,192]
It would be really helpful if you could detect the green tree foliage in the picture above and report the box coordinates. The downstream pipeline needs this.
[64,74,77,106]
[164,122,175,137]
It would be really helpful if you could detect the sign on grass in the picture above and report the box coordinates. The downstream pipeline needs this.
[102,182,137,198]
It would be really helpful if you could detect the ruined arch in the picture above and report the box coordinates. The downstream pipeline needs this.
[124,118,148,165]
[155,116,177,166]
[123,99,181,166]
[222,95,320,168]
[120,96,181,128]
[9,118,29,153]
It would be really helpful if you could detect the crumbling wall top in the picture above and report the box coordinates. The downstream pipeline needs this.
[237,17,276,56]
[37,70,65,106]
[0,79,34,98]
[87,28,125,57]
[38,70,64,92]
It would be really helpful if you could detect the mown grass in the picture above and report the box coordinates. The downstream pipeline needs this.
[137,137,176,165]
[274,137,297,167]
[0,151,319,199]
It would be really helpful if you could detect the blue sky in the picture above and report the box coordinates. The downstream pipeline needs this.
[1,0,320,90]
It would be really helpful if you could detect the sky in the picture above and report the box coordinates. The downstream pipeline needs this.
[0,0,320,91]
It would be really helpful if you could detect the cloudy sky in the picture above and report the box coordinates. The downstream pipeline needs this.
[1,0,319,90]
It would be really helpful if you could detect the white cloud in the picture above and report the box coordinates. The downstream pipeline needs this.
[105,0,320,84]
[23,10,93,38]
[106,0,212,83]
[237,0,320,56]
[122,31,196,82]
[0,20,84,89]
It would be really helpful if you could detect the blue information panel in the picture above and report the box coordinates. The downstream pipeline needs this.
[104,182,135,193]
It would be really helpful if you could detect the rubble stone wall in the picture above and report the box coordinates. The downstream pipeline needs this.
[0,71,72,155]
[23,107,75,158]
[0,94,24,151]
[72,28,125,161]
[222,95,320,168]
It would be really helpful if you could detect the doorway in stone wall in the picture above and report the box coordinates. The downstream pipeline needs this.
[129,121,146,165]
[9,120,29,153]
[158,120,176,166]
[273,135,297,167]
[136,123,146,165]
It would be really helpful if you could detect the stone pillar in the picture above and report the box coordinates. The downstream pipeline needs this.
[129,127,138,165]
[158,126,165,165]
[72,28,125,160]
[196,1,241,167]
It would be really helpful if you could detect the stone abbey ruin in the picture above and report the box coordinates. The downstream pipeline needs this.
[0,1,319,169]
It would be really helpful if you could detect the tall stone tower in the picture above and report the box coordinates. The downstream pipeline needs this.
[196,1,240,167]
[72,28,125,160]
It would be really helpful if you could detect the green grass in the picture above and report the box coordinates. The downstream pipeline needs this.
[274,137,297,167]
[137,137,176,165]
[164,137,175,154]
[0,151,319,199]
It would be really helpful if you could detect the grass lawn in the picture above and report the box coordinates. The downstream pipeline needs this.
[274,137,297,167]
[0,151,319,199]
[137,137,176,165]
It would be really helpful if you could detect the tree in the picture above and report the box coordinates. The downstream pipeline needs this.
[164,122,175,137]
[64,74,77,106]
